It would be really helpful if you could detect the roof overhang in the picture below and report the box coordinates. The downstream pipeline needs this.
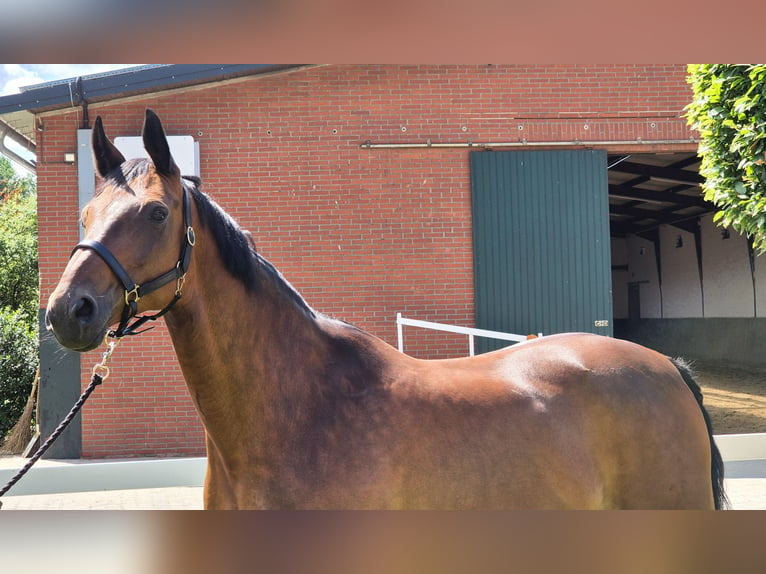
[0,117,36,172]
[0,64,310,174]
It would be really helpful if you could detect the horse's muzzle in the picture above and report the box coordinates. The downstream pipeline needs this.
[45,287,111,352]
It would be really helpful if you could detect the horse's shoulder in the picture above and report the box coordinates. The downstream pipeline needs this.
[313,316,400,397]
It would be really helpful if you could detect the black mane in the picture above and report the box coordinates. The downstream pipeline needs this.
[183,177,315,317]
[96,158,150,193]
[100,159,313,316]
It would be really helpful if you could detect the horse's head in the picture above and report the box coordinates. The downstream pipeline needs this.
[46,109,194,351]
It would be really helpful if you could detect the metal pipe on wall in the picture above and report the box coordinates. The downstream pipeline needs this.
[360,138,699,150]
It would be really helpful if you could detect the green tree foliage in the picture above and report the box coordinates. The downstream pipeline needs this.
[0,156,35,201]
[0,307,37,439]
[0,156,38,440]
[686,64,766,250]
[0,158,38,321]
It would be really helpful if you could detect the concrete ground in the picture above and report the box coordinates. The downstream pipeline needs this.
[0,485,203,509]
[721,459,766,510]
[1,458,764,510]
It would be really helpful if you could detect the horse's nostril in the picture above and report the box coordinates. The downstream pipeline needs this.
[72,296,96,324]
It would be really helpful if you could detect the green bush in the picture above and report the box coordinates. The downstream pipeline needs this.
[686,64,766,251]
[0,307,38,439]
[0,157,39,439]
[0,181,38,322]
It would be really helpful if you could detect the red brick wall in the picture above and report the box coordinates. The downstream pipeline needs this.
[36,65,696,457]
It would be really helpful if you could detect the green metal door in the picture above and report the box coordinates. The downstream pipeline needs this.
[470,150,612,352]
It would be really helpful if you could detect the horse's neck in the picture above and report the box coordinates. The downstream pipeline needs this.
[163,245,326,448]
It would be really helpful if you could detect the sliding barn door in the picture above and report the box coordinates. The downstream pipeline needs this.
[470,150,612,352]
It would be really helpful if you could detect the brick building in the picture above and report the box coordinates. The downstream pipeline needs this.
[1,64,759,459]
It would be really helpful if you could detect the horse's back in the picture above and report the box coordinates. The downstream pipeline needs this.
[384,332,716,509]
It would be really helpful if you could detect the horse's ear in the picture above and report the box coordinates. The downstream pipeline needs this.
[142,109,179,177]
[92,116,126,178]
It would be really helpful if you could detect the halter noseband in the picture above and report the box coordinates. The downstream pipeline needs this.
[71,184,196,339]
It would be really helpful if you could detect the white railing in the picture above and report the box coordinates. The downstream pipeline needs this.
[396,312,542,357]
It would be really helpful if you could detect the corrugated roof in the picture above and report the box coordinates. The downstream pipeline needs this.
[18,65,166,91]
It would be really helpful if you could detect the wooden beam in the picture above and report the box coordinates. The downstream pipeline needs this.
[611,161,703,184]
[609,184,712,208]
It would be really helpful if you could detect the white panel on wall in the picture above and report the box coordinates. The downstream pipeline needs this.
[660,225,703,318]
[625,234,662,318]
[114,136,199,177]
[700,215,754,317]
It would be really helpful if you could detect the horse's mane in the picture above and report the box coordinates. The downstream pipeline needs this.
[183,176,316,318]
[97,160,313,317]
[96,158,150,192]
[186,177,383,401]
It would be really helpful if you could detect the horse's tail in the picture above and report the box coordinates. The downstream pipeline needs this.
[670,357,729,510]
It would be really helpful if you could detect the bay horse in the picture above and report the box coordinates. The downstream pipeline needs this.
[45,110,726,509]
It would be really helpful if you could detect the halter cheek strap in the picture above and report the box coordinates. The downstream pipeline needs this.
[71,185,195,338]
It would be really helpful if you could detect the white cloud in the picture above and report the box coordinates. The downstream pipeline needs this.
[1,64,43,95]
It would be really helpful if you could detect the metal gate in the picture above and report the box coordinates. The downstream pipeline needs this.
[470,150,612,352]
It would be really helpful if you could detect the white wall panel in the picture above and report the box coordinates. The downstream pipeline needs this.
[625,234,662,318]
[700,215,754,317]
[659,225,703,318]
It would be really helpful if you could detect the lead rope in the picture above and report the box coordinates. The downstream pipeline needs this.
[0,337,119,509]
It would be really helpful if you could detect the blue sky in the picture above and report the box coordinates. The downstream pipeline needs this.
[1,64,140,96]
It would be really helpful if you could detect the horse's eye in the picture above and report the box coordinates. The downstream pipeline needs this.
[149,206,168,223]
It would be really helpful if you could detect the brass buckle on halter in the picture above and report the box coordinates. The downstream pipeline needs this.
[125,285,141,306]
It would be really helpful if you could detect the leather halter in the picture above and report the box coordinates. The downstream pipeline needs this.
[71,183,196,339]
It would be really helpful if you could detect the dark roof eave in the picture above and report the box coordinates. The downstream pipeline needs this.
[0,64,306,115]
